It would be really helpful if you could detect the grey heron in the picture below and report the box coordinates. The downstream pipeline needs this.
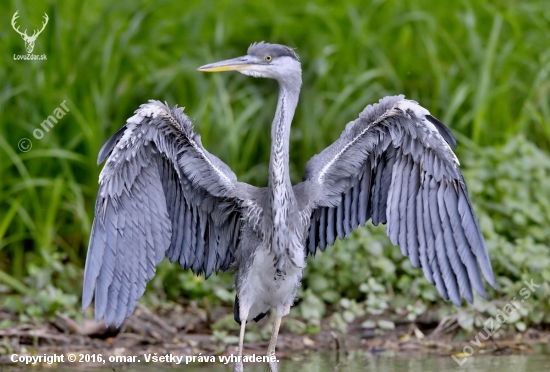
[82,42,494,372]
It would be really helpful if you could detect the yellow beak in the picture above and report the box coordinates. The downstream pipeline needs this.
[197,56,256,72]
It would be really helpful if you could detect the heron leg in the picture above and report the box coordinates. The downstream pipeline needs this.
[267,316,282,372]
[234,319,246,372]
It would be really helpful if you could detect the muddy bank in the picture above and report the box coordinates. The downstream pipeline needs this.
[0,304,548,368]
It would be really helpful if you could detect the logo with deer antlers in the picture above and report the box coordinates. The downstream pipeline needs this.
[11,11,49,54]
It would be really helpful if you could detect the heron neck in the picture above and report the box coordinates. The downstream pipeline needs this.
[269,85,299,191]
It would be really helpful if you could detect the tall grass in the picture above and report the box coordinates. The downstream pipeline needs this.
[0,0,549,321]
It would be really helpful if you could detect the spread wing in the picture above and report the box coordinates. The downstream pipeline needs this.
[83,101,253,327]
[302,95,494,306]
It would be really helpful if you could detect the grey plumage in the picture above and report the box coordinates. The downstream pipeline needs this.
[83,102,248,327]
[82,42,494,372]
[248,41,299,61]
[302,95,494,304]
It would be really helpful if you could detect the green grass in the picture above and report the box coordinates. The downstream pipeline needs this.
[0,0,549,333]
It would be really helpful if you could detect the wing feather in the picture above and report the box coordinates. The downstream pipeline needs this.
[406,161,421,268]
[371,159,384,226]
[397,156,412,252]
[318,207,327,251]
[444,184,485,298]
[350,177,361,230]
[343,189,352,235]
[378,145,397,225]
[326,207,336,246]
[457,185,494,285]
[416,174,434,284]
[422,173,441,290]
[387,154,404,247]
[308,210,319,255]
[336,198,345,240]
[429,177,460,305]
[438,182,473,303]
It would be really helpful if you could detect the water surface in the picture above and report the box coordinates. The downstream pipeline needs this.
[6,348,550,372]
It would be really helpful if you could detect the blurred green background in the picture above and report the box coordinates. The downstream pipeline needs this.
[0,0,549,338]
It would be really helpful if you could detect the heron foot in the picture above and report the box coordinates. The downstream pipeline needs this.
[267,316,282,372]
[268,352,278,372]
[235,317,247,372]
[234,361,243,372]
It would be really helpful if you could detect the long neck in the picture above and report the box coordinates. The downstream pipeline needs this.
[268,84,300,193]
[268,81,303,270]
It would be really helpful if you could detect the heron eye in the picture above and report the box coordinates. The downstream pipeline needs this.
[265,55,272,62]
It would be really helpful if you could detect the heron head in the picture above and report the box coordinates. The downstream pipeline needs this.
[198,42,302,88]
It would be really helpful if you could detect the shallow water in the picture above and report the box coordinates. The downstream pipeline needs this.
[5,347,550,371]
[177,351,550,372]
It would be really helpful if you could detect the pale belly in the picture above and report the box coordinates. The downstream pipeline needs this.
[237,247,304,321]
